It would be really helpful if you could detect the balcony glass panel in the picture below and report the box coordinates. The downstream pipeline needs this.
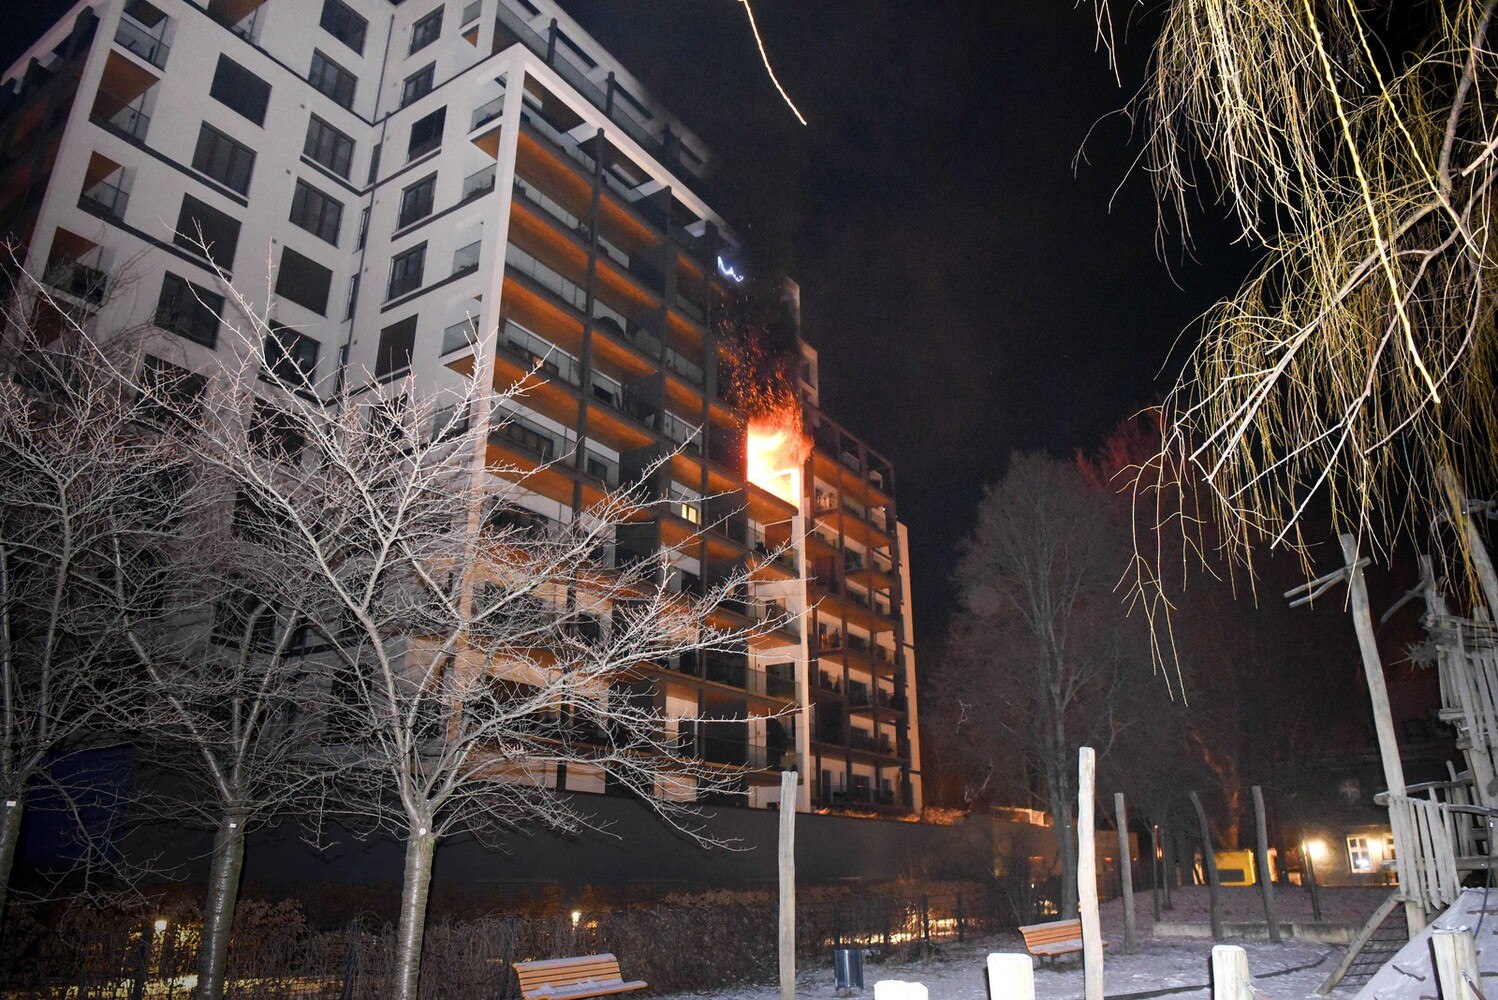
[115,16,170,68]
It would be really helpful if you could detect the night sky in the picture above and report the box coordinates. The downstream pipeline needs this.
[1,1,1256,639]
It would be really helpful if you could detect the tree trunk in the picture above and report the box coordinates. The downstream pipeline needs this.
[1148,820,1161,921]
[197,809,247,1000]
[1191,790,1224,940]
[0,796,22,921]
[1046,760,1079,919]
[1160,818,1174,910]
[394,828,438,1000]
[1115,793,1137,953]
[1251,786,1281,943]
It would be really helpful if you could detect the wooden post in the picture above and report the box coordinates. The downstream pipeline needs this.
[1338,533,1424,936]
[987,953,1036,1000]
[778,769,796,1000]
[1299,823,1323,923]
[1149,821,1162,921]
[1210,945,1253,1000]
[1441,466,1498,625]
[1161,818,1174,910]
[1190,791,1224,940]
[1251,786,1281,943]
[1430,927,1481,1000]
[1078,747,1104,1000]
[1114,793,1138,953]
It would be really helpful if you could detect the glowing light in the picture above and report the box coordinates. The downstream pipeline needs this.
[717,256,746,284]
[747,405,811,505]
[570,910,582,926]
[1303,838,1329,863]
[737,0,807,126]
[154,918,168,934]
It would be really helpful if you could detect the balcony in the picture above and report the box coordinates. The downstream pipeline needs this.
[92,101,150,142]
[461,165,497,203]
[452,241,482,278]
[45,261,108,306]
[79,179,129,221]
[471,94,506,132]
[501,321,580,386]
[506,243,587,312]
[113,17,169,69]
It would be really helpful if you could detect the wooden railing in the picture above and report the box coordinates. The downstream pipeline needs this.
[1377,777,1496,912]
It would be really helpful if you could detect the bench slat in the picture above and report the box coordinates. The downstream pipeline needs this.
[514,953,645,1000]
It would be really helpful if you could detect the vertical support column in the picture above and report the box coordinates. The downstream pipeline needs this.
[1338,533,1422,935]
[778,769,796,1000]
[1252,786,1281,942]
[1114,793,1138,953]
[1431,927,1481,1000]
[1078,747,1104,1000]
[1190,790,1225,940]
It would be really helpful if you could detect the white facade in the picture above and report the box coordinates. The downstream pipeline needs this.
[0,0,922,815]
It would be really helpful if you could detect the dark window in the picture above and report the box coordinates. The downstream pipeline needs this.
[397,173,436,229]
[249,401,305,462]
[407,107,445,160]
[209,56,271,127]
[289,179,343,245]
[376,316,417,378]
[319,0,367,54]
[401,64,434,108]
[387,244,425,299]
[211,591,277,650]
[155,272,224,347]
[192,123,255,194]
[344,274,360,320]
[410,7,443,54]
[275,247,333,316]
[309,49,357,109]
[173,194,241,269]
[357,206,370,249]
[139,355,207,423]
[264,323,320,383]
[303,115,354,179]
[367,142,382,184]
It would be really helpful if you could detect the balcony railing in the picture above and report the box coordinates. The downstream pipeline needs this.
[506,244,587,312]
[471,93,506,131]
[501,321,580,385]
[45,262,109,305]
[452,241,482,277]
[79,180,129,221]
[114,17,169,69]
[441,318,478,356]
[461,165,496,203]
[94,102,151,141]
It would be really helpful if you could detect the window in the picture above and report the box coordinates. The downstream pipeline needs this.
[407,107,445,160]
[357,206,370,249]
[192,123,255,194]
[387,243,425,299]
[401,64,435,107]
[212,591,277,649]
[367,142,383,184]
[275,247,333,315]
[303,115,354,179]
[249,401,305,461]
[376,316,417,378]
[264,323,320,383]
[289,179,343,245]
[209,56,271,127]
[1347,835,1374,874]
[344,274,359,320]
[155,272,224,347]
[319,0,367,54]
[173,194,241,269]
[397,173,436,229]
[309,49,357,109]
[139,355,206,423]
[410,7,443,54]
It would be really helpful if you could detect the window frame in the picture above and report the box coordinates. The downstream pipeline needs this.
[209,56,272,127]
[154,272,225,347]
[397,173,437,229]
[407,106,446,161]
[308,49,357,109]
[375,315,418,379]
[303,114,355,179]
[191,122,255,195]
[401,64,435,108]
[289,178,344,246]
[318,0,368,55]
[409,7,444,54]
[172,193,241,269]
[386,243,426,300]
[274,246,334,316]
[264,322,321,384]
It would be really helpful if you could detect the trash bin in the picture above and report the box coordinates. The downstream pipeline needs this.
[834,947,866,990]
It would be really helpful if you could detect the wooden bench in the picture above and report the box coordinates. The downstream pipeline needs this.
[1018,919,1106,965]
[513,953,647,999]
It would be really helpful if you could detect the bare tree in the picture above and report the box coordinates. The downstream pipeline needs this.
[159,275,792,999]
[0,273,183,911]
[942,452,1140,919]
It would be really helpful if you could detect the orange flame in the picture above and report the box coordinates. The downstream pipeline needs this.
[747,403,811,505]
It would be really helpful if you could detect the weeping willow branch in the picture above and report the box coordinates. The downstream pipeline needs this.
[1086,0,1498,668]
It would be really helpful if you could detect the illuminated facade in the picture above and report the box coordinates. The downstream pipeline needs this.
[0,0,921,814]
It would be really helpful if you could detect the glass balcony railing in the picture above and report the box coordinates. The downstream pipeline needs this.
[501,320,580,385]
[505,244,587,311]
[514,175,583,233]
[665,345,704,387]
[441,318,478,356]
[452,241,482,277]
[79,180,129,220]
[461,165,497,203]
[461,0,482,26]
[471,91,506,131]
[114,17,169,69]
[93,101,151,141]
[46,262,109,305]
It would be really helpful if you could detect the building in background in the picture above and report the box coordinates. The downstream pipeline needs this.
[0,0,921,814]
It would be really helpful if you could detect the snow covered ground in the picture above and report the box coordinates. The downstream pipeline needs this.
[666,888,1388,1000]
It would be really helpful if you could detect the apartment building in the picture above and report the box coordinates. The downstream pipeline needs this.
[0,0,922,814]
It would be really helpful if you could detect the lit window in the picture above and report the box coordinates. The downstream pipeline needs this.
[1347,835,1373,874]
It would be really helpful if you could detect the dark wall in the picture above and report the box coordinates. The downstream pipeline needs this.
[240,794,992,897]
